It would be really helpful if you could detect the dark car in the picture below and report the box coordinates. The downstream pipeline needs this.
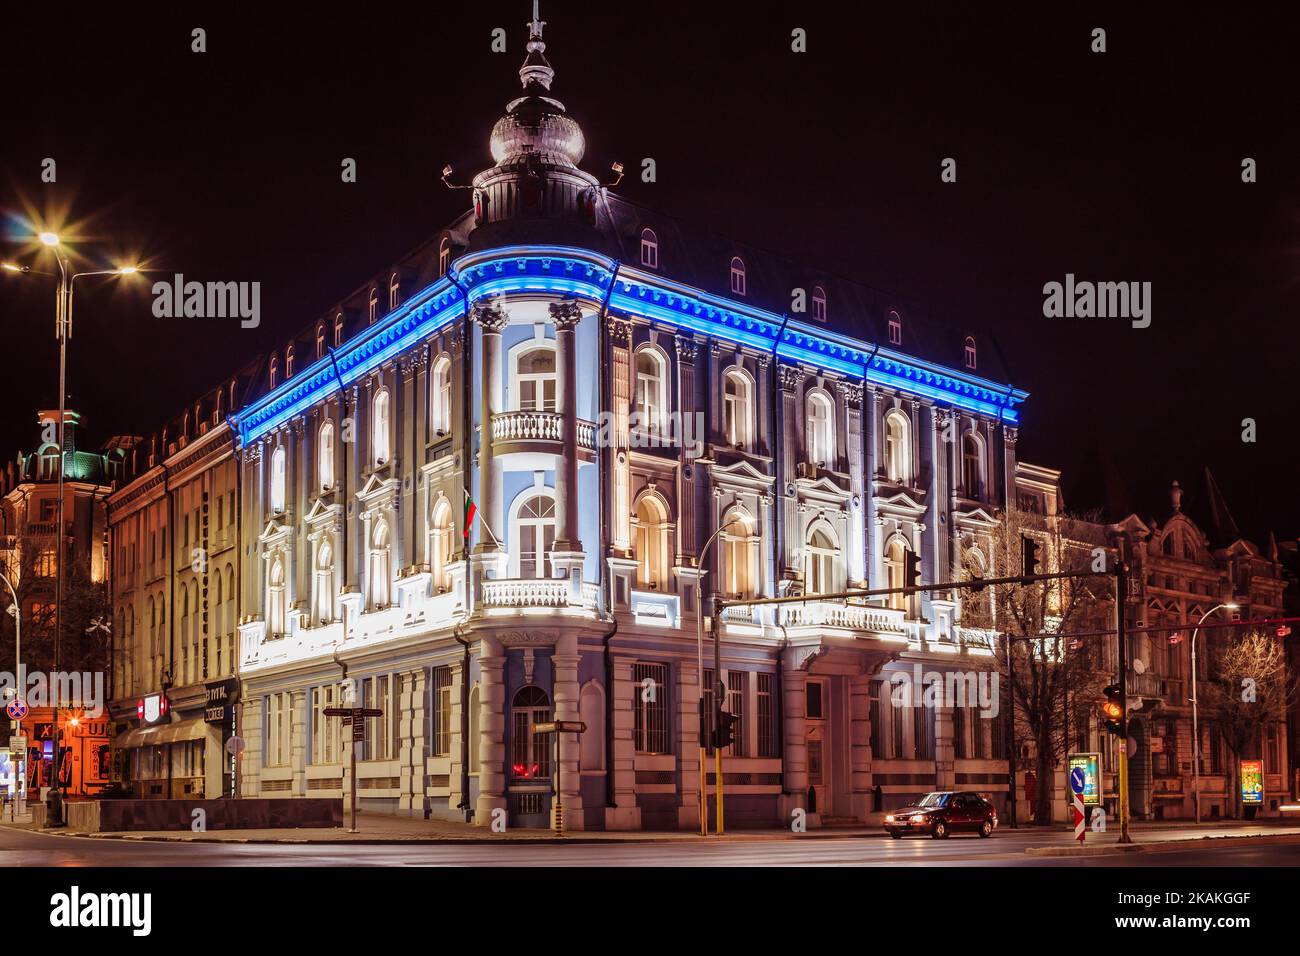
[883,791,997,839]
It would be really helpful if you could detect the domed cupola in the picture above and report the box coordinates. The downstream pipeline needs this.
[468,3,604,239]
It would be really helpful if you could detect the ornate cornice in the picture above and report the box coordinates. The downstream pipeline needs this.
[548,299,583,331]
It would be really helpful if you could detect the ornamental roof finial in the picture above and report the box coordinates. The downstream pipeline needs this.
[520,0,554,92]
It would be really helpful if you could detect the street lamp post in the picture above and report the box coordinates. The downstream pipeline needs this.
[0,568,20,818]
[1190,601,1237,825]
[695,513,739,836]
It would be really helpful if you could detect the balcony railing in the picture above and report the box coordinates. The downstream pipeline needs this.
[491,411,596,450]
[481,577,598,610]
[778,600,908,634]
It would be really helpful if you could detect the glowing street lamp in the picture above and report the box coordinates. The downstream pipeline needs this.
[1190,601,1239,824]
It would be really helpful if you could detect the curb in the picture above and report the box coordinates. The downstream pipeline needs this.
[1026,832,1300,857]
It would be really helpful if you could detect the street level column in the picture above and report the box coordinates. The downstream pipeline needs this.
[472,304,507,599]
[475,636,508,825]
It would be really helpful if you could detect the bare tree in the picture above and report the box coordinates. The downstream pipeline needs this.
[962,508,1113,825]
[1200,630,1294,819]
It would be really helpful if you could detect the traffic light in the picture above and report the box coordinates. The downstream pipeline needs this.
[1022,535,1041,578]
[903,550,922,589]
[713,710,738,750]
[1100,684,1125,737]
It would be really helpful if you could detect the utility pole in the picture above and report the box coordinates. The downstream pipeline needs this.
[713,597,724,836]
[1115,557,1133,844]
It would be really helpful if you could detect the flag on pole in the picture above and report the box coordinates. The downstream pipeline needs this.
[463,491,477,539]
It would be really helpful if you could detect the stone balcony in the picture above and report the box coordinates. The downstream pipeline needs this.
[720,599,908,637]
[480,577,599,611]
[490,411,595,454]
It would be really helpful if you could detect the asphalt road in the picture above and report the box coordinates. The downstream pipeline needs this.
[3,824,1298,866]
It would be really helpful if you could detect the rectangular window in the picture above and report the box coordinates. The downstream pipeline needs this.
[952,705,967,759]
[311,685,343,765]
[891,701,904,759]
[727,671,747,757]
[869,682,883,756]
[265,692,291,767]
[913,704,933,760]
[632,662,669,754]
[364,675,397,761]
[805,681,824,720]
[757,672,777,758]
[430,666,453,757]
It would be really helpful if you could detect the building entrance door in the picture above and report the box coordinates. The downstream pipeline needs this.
[805,678,829,815]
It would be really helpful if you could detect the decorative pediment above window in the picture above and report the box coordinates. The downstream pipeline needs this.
[709,457,776,492]
[258,518,293,548]
[874,487,928,521]
[304,497,343,531]
[952,505,999,529]
[357,470,401,509]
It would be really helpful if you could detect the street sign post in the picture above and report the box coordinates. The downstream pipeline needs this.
[324,706,384,832]
[5,698,27,721]
[531,720,586,835]
[1070,769,1086,844]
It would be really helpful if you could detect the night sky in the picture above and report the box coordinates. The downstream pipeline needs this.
[2,3,1297,544]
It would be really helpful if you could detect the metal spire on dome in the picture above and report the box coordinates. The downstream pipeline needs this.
[519,0,555,92]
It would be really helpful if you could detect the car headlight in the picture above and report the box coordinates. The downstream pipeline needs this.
[885,814,895,823]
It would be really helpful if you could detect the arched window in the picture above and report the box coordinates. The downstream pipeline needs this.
[333,312,344,348]
[515,344,557,412]
[887,310,902,346]
[388,273,401,310]
[806,390,835,467]
[270,445,287,513]
[318,420,335,490]
[511,686,552,779]
[315,323,325,359]
[721,509,758,598]
[634,347,668,433]
[372,389,390,465]
[805,525,838,595]
[723,369,753,449]
[438,238,451,277]
[285,343,295,378]
[961,432,983,498]
[39,446,59,479]
[430,498,454,593]
[268,555,286,637]
[634,495,671,590]
[367,288,379,325]
[884,537,910,612]
[314,538,335,625]
[730,256,747,296]
[884,410,911,483]
[811,285,827,321]
[229,379,238,413]
[268,352,279,390]
[640,228,658,269]
[513,492,556,578]
[368,519,391,609]
[430,355,452,435]
[964,336,977,369]
[1162,534,1175,556]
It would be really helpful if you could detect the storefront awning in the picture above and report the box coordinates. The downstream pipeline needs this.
[115,718,209,749]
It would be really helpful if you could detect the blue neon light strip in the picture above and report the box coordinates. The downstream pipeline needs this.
[235,245,1025,443]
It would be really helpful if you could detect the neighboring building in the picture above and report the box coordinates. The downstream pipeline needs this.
[1112,472,1289,820]
[104,380,247,800]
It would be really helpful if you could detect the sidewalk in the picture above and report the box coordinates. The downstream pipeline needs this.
[6,811,1300,847]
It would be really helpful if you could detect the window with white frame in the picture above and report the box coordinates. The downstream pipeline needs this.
[640,228,658,269]
[887,310,902,345]
[318,420,335,490]
[884,409,911,483]
[811,285,827,321]
[723,369,753,448]
[368,518,391,609]
[964,335,977,369]
[430,355,452,435]
[333,313,344,348]
[267,555,287,637]
[804,526,837,595]
[388,273,401,310]
[430,666,453,756]
[634,495,671,590]
[806,390,834,467]
[265,692,291,767]
[757,672,778,757]
[961,432,983,498]
[721,510,758,598]
[438,238,451,277]
[634,347,668,433]
[285,343,295,378]
[730,256,746,296]
[884,537,910,612]
[372,389,390,465]
[510,686,551,780]
[368,288,379,325]
[362,675,398,760]
[515,344,557,412]
[430,498,455,593]
[633,661,669,754]
[315,323,325,359]
[314,537,335,625]
[726,670,747,757]
[311,684,344,765]
[268,352,278,390]
[513,492,556,578]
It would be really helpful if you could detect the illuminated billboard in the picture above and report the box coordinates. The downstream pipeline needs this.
[1067,752,1102,806]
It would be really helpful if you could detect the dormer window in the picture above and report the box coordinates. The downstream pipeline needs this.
[730,257,747,296]
[368,289,379,325]
[334,313,344,348]
[964,336,977,369]
[285,343,295,378]
[268,352,278,390]
[640,228,659,269]
[388,273,401,310]
[438,238,451,277]
[811,286,827,322]
[315,323,325,359]
[888,311,902,346]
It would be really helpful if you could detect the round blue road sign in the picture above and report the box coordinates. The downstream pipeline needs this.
[1070,766,1086,794]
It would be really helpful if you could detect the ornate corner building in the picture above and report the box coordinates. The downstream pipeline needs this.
[100,9,1290,828]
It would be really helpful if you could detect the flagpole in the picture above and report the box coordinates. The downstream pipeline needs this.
[465,487,504,551]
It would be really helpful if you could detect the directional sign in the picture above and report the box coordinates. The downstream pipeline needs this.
[9,736,27,754]
[1070,766,1086,794]
[5,698,27,721]
[224,736,246,756]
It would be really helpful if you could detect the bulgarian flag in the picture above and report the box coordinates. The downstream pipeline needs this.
[463,491,477,539]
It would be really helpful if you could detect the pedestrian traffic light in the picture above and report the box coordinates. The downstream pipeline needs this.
[904,550,922,589]
[713,710,738,750]
[1022,536,1041,578]
[1101,684,1124,737]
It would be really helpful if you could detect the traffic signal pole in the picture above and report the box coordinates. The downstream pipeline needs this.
[1114,559,1133,844]
[714,611,724,836]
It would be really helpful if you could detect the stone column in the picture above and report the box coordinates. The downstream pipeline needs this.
[473,303,508,556]
[401,669,427,818]
[780,654,810,823]
[549,301,585,599]
[604,656,642,829]
[475,636,508,825]
[676,658,702,830]
[849,673,874,820]
[552,632,584,829]
[447,658,465,815]
[934,704,956,790]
